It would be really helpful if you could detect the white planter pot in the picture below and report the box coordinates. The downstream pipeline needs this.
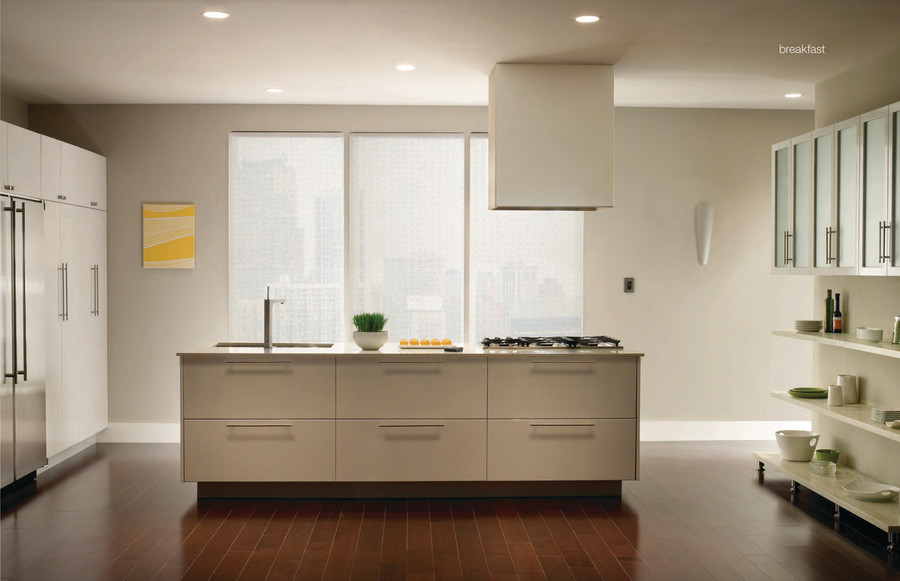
[353,331,388,350]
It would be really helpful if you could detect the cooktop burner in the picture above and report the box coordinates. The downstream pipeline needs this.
[481,336,621,349]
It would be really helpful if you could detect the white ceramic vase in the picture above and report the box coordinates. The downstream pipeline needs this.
[353,331,388,350]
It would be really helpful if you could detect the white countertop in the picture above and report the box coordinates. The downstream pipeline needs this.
[177,342,644,358]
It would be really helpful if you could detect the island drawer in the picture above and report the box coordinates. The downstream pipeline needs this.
[487,419,636,481]
[487,357,637,418]
[336,358,487,419]
[182,358,335,419]
[336,419,486,481]
[182,419,335,482]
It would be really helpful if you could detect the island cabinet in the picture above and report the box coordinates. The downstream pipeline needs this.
[487,357,639,481]
[181,357,336,482]
[335,357,487,481]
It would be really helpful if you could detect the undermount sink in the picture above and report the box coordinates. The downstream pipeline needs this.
[212,341,334,349]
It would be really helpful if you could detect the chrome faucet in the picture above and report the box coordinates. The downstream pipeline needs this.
[263,286,285,349]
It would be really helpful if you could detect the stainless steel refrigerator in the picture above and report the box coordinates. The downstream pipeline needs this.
[0,194,47,489]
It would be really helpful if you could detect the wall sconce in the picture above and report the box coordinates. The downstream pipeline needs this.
[694,201,714,265]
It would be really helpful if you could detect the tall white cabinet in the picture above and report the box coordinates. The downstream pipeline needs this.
[41,135,108,457]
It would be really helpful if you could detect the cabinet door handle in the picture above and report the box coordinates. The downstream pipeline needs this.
[90,201,98,207]
[878,221,885,262]
[786,231,793,264]
[225,423,293,428]
[62,263,69,321]
[378,361,444,365]
[4,185,13,191]
[93,265,100,316]
[529,360,596,364]
[57,194,67,200]
[884,222,892,262]
[529,423,596,427]
[378,424,445,428]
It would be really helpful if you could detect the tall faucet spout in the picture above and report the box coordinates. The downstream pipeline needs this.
[263,286,286,349]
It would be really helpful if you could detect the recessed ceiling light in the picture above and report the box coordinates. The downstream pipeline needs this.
[575,15,600,23]
[202,11,230,19]
[785,93,803,99]
[266,88,284,94]
[395,64,416,72]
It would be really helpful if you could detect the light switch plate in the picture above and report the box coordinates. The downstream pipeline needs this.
[624,277,635,293]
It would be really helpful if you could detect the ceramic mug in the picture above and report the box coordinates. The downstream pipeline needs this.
[837,374,858,404]
[827,384,843,406]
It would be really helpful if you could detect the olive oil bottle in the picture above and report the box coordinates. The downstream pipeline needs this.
[824,289,834,333]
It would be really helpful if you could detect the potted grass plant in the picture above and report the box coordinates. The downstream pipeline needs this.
[352,312,388,350]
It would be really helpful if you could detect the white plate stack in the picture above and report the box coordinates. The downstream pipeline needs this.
[856,327,883,342]
[871,408,900,423]
[794,320,823,333]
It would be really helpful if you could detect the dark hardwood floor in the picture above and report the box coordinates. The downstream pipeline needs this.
[2,441,899,581]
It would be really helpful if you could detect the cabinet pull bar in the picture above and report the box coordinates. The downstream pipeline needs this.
[224,360,292,365]
[884,222,892,262]
[225,423,293,428]
[378,424,445,428]
[378,361,444,364]
[529,423,596,427]
[62,263,69,321]
[786,231,793,264]
[529,360,596,364]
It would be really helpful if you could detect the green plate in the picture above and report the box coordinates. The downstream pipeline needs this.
[789,388,827,399]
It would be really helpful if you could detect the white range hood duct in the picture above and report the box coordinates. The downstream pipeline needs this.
[488,64,614,210]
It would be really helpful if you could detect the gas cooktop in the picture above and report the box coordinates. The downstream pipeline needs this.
[481,336,621,349]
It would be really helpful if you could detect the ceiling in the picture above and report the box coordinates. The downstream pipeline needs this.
[3,0,900,110]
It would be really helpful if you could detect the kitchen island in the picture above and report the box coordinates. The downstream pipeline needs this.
[178,343,643,498]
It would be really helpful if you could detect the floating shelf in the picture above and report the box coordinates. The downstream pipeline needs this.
[773,330,900,359]
[754,451,900,541]
[771,392,900,444]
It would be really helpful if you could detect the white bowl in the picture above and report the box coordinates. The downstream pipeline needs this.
[842,479,900,502]
[856,327,883,342]
[352,331,388,350]
[775,430,820,461]
[809,461,836,476]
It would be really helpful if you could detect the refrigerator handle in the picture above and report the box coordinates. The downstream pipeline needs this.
[16,205,27,381]
[3,201,17,383]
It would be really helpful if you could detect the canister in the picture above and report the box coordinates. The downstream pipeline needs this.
[893,315,900,345]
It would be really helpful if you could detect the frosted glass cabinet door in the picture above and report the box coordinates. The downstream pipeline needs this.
[772,141,791,273]
[791,136,813,272]
[890,104,900,275]
[859,108,890,275]
[835,120,860,274]
[812,128,834,272]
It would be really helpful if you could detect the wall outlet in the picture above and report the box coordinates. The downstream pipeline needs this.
[624,277,635,293]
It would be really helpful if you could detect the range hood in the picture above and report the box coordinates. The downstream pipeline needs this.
[488,64,614,211]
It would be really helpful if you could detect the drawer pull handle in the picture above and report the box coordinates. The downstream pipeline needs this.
[224,360,292,365]
[529,360,597,364]
[225,423,293,428]
[378,361,444,365]
[529,423,596,427]
[378,424,445,428]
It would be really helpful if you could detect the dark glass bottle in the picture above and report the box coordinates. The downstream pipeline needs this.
[833,293,842,334]
[824,289,834,333]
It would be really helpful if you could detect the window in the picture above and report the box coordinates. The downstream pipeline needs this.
[229,132,582,343]
[468,135,583,339]
[229,133,344,342]
[350,134,465,341]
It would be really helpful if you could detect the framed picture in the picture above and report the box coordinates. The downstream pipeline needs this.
[142,203,195,269]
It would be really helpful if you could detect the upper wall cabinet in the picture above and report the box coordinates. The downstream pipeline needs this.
[772,135,813,274]
[811,120,859,275]
[0,121,42,198]
[42,138,107,211]
[859,107,890,275]
[773,100,899,276]
[488,64,614,210]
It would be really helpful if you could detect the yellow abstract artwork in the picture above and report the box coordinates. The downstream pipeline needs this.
[142,203,195,269]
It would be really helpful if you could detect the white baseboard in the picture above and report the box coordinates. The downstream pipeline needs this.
[96,421,809,444]
[640,420,811,441]
[97,422,181,443]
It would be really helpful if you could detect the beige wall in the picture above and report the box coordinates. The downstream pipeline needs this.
[809,46,900,485]
[29,104,815,434]
[1,92,29,126]
[815,45,900,128]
